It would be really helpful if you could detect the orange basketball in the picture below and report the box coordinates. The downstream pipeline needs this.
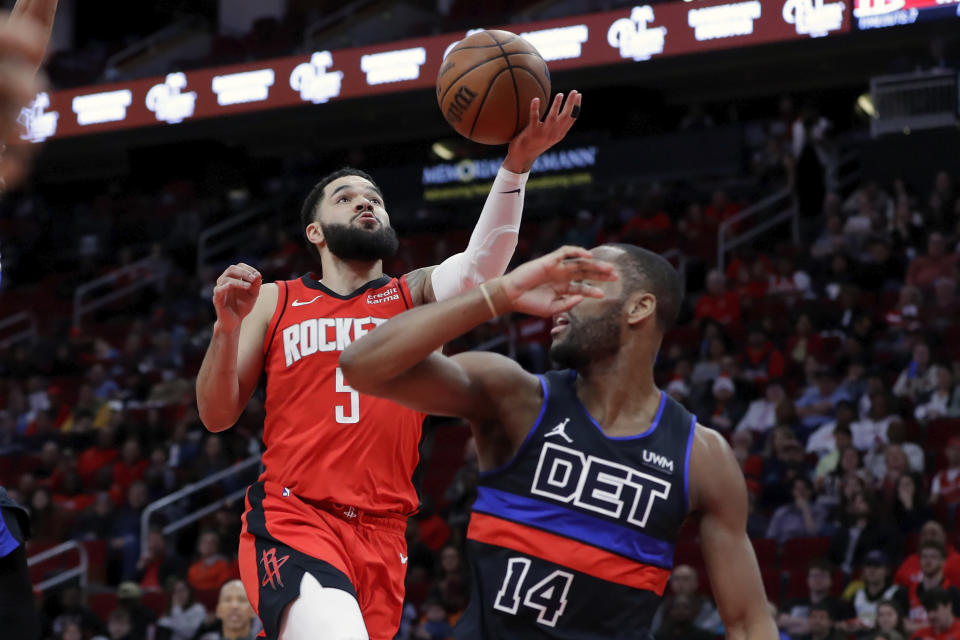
[437,30,551,145]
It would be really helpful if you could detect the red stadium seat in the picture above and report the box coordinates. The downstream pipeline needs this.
[780,537,831,571]
[142,590,168,616]
[762,568,783,604]
[89,592,118,621]
[194,588,220,611]
[673,540,705,569]
[926,419,960,450]
[751,538,778,568]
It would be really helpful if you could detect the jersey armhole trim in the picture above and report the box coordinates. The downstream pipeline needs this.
[263,281,289,357]
[683,415,697,513]
[478,375,549,479]
[398,274,413,309]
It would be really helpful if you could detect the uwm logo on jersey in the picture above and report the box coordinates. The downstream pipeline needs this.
[531,442,673,529]
[281,316,387,367]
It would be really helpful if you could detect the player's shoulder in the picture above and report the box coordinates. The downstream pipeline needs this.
[691,423,732,458]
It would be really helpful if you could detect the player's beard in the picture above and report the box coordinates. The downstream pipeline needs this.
[321,221,399,262]
[549,298,623,370]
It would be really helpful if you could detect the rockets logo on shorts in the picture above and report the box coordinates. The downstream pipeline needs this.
[260,548,290,590]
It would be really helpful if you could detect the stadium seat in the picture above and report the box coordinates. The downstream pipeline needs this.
[751,538,778,568]
[142,590,168,616]
[673,539,705,569]
[926,418,960,450]
[780,537,831,571]
[89,592,118,621]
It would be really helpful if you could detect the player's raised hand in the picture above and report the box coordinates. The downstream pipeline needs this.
[212,263,262,331]
[503,90,582,173]
[499,245,616,317]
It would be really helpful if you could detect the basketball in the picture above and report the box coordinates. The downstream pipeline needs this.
[437,30,551,145]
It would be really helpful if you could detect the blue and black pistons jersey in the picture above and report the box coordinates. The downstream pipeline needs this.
[455,369,697,639]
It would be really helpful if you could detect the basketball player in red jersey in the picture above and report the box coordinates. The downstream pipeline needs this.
[196,91,582,640]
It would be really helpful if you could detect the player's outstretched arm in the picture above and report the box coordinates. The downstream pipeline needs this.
[693,426,779,640]
[340,245,614,422]
[197,264,274,432]
[409,91,583,305]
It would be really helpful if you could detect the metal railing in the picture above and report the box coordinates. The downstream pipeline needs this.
[27,540,88,592]
[304,0,377,47]
[0,311,37,348]
[717,186,797,272]
[73,257,167,328]
[196,200,279,273]
[104,17,208,80]
[870,69,958,138]
[141,455,261,557]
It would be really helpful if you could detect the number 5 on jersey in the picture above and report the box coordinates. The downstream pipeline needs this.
[494,557,573,627]
[335,367,359,424]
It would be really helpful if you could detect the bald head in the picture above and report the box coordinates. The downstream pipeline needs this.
[217,580,255,636]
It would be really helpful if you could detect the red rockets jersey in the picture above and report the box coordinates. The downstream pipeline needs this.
[260,273,426,515]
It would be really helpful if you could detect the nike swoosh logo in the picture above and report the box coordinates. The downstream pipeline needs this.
[291,296,322,307]
[500,188,522,195]
[399,554,408,564]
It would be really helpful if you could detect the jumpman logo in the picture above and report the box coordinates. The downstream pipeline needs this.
[545,418,573,443]
[343,506,358,519]
[260,548,290,590]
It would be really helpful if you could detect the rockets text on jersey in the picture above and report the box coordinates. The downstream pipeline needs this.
[260,273,426,515]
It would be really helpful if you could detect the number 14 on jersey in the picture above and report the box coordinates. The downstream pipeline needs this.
[494,557,574,628]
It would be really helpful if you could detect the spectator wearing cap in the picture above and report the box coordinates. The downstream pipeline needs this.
[896,522,960,589]
[906,232,958,290]
[779,559,856,637]
[665,378,691,403]
[830,488,903,575]
[650,565,722,636]
[698,375,745,434]
[766,476,829,544]
[736,381,785,437]
[695,270,741,328]
[911,588,960,640]
[844,551,909,631]
[114,581,157,639]
[740,326,787,388]
[930,436,960,523]
[796,367,853,441]
[904,542,960,631]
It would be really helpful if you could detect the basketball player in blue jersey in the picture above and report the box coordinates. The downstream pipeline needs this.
[340,244,778,639]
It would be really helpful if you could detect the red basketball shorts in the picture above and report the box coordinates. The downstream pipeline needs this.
[238,481,408,640]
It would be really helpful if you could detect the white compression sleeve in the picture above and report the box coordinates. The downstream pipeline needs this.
[430,165,528,301]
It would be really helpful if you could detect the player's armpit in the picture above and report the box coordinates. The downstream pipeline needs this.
[403,266,436,307]
[691,427,778,640]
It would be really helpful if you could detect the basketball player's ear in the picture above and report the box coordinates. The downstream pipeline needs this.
[625,292,656,327]
[305,220,326,249]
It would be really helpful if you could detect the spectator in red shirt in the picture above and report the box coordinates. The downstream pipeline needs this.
[739,326,787,387]
[704,189,741,224]
[906,233,959,290]
[905,542,960,631]
[896,521,960,589]
[112,438,148,497]
[912,588,960,640]
[695,269,741,328]
[187,530,233,592]
[621,200,672,242]
[78,428,119,486]
[930,437,960,523]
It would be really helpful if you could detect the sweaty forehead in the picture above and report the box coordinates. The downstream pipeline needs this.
[324,176,378,199]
